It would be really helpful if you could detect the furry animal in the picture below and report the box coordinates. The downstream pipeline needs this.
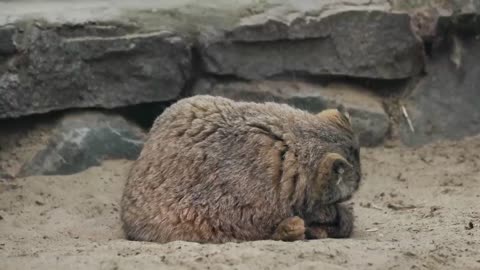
[120,95,361,243]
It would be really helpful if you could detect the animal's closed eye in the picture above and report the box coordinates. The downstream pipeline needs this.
[349,146,359,160]
[335,166,345,175]
[333,156,352,175]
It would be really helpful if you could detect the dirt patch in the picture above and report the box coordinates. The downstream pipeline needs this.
[0,116,55,177]
[1,136,480,269]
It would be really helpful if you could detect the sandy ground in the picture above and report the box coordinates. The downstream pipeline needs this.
[1,135,480,270]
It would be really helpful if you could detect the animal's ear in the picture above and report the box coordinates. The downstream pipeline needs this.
[320,153,352,176]
[317,106,351,129]
[336,104,351,124]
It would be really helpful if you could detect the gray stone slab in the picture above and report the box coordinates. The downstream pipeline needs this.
[400,35,480,146]
[199,6,424,80]
[0,27,191,119]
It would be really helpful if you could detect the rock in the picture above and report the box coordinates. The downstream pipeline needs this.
[390,0,480,38]
[18,112,146,177]
[193,79,389,147]
[199,7,424,80]
[399,34,480,146]
[390,0,480,14]
[437,12,480,36]
[0,171,14,181]
[0,25,191,119]
[0,25,16,55]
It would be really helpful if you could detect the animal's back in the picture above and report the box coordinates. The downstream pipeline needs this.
[121,95,303,243]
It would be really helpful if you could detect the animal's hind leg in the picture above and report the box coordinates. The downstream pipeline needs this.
[272,216,306,241]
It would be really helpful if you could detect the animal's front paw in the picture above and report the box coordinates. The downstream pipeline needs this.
[326,204,354,238]
[272,216,306,241]
[305,204,354,239]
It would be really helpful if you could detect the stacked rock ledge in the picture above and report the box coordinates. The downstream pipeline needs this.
[4,0,480,177]
[0,22,192,119]
[199,8,425,80]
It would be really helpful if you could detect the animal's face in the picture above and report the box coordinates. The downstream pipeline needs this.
[307,108,362,205]
[315,142,361,205]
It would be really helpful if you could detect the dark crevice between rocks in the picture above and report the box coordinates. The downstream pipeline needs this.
[270,72,411,98]
[438,13,480,37]
[202,70,411,101]
[0,25,17,53]
[104,44,206,131]
[0,108,65,128]
[12,20,140,39]
[0,101,173,137]
[423,37,434,58]
[0,25,18,74]
[178,44,204,98]
[227,35,331,45]
[431,23,471,80]
[53,21,140,38]
[198,70,412,99]
[202,72,253,84]
[0,56,14,74]
[0,105,158,135]
[113,102,173,130]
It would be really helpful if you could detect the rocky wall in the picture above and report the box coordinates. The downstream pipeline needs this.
[1,0,479,176]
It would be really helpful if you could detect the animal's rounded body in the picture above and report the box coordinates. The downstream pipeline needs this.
[120,95,361,243]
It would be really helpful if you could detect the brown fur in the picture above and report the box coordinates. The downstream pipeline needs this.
[120,95,361,243]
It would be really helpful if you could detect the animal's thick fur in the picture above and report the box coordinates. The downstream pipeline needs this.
[120,95,361,243]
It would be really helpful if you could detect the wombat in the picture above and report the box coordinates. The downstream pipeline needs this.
[120,95,361,243]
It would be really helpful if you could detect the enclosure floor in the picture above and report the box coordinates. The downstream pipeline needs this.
[1,136,480,270]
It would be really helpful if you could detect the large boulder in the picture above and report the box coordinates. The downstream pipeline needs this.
[0,24,192,119]
[399,30,480,146]
[193,79,389,147]
[199,4,425,80]
[18,111,146,177]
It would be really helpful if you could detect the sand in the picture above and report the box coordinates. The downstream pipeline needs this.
[1,136,480,270]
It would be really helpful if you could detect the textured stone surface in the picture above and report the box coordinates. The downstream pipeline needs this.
[193,79,389,146]
[199,8,424,80]
[2,0,480,148]
[19,112,146,177]
[400,34,480,146]
[0,26,191,119]
[0,25,16,55]
[391,0,480,38]
[390,0,480,13]
[0,0,421,121]
[438,12,480,35]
